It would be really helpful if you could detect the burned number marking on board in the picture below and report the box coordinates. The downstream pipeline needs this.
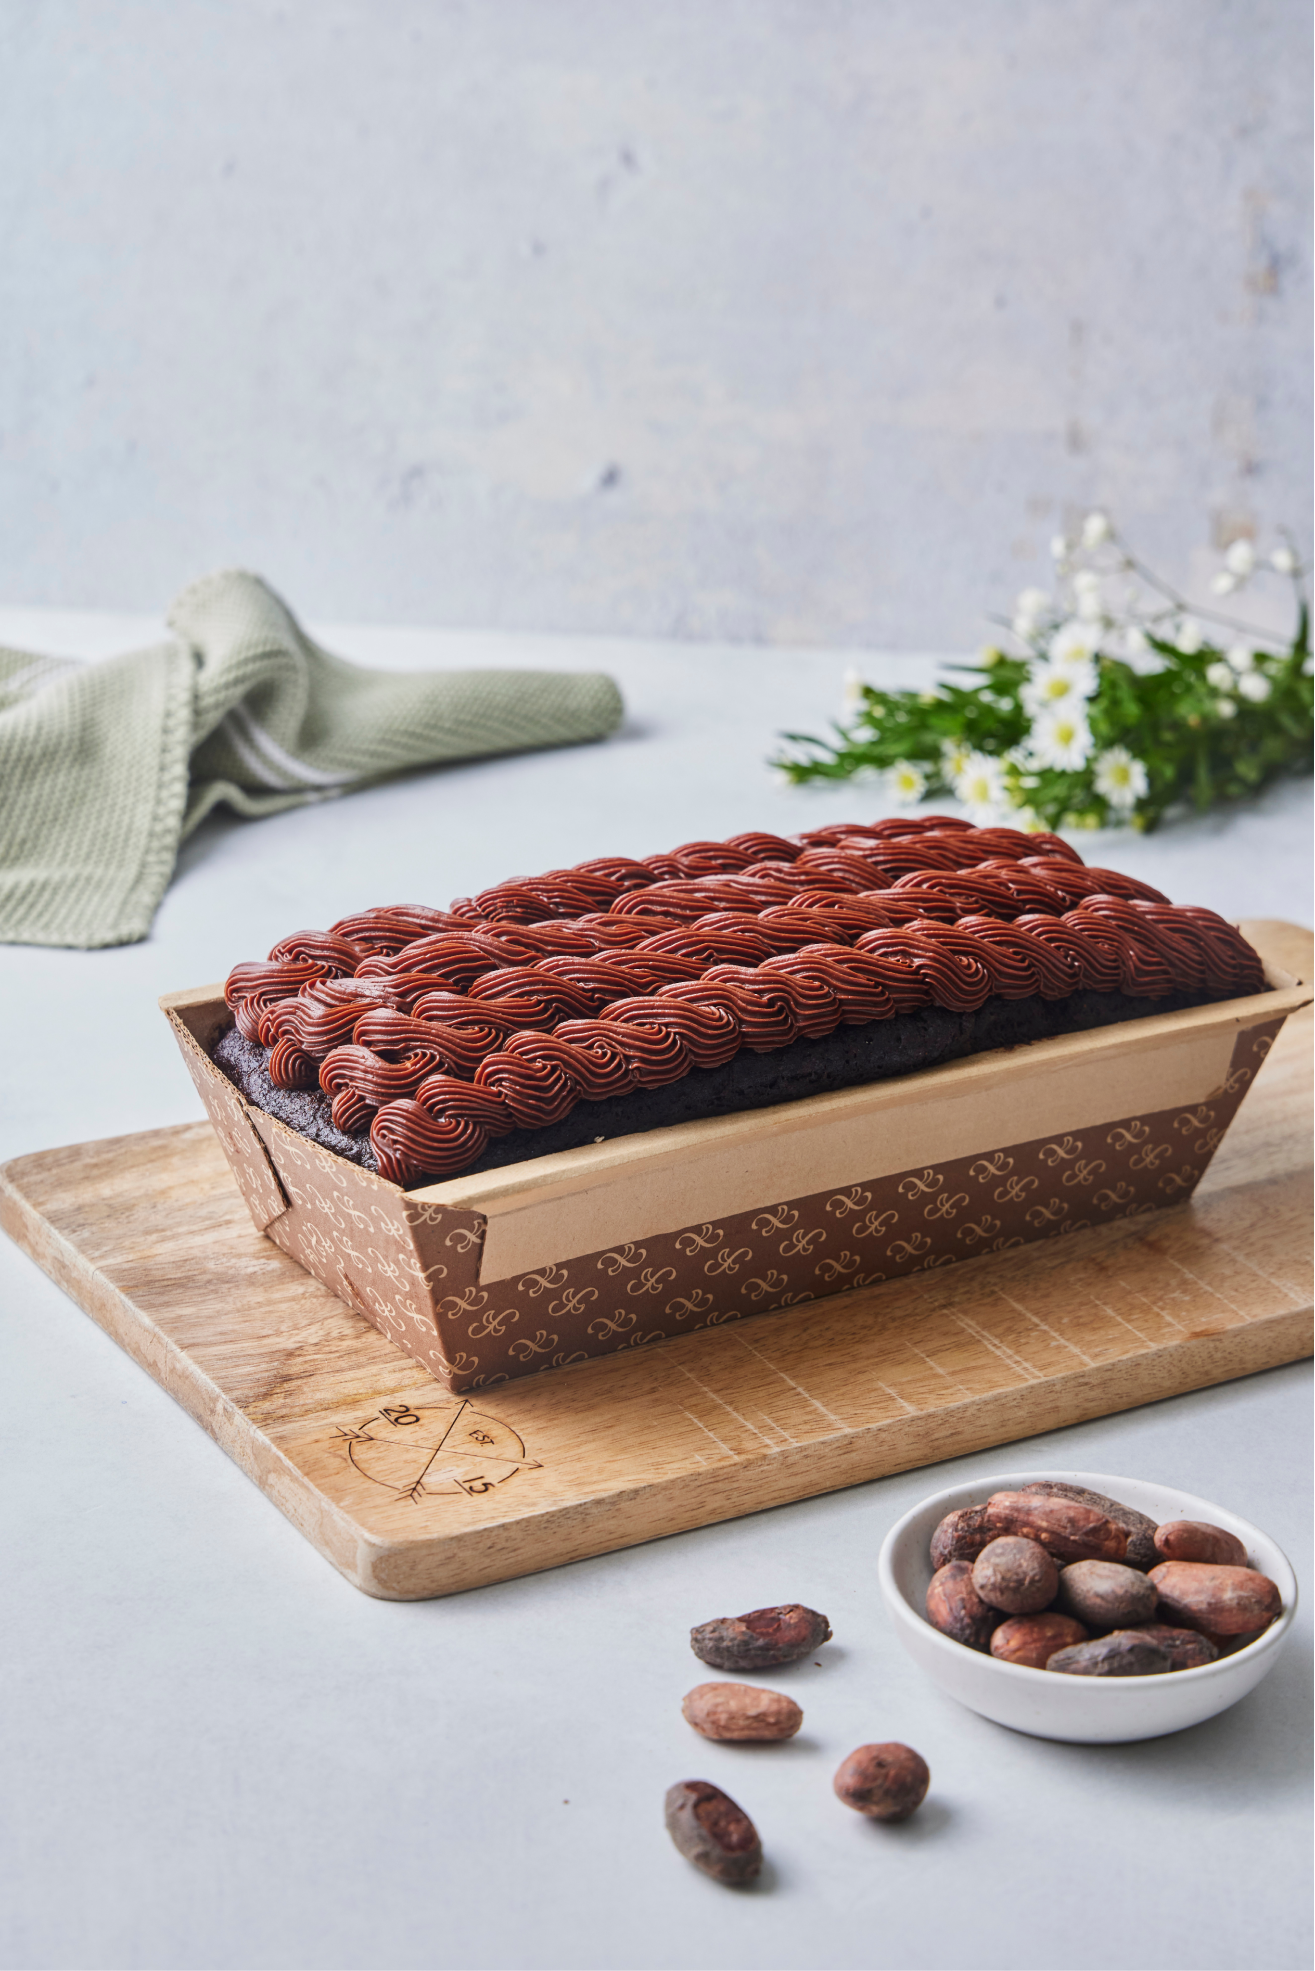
[336,1398,541,1505]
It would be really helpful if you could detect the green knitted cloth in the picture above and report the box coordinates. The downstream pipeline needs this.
[0,571,625,948]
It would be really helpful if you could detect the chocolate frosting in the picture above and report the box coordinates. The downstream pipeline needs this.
[221,815,1266,1185]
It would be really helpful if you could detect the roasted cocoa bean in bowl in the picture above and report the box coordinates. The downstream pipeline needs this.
[1056,1560,1158,1631]
[879,1471,1297,1743]
[990,1612,1088,1669]
[1127,1624,1219,1672]
[1146,1560,1282,1636]
[972,1537,1059,1615]
[929,1504,992,1568]
[982,1491,1128,1563]
[925,1561,1002,1651]
[1020,1481,1158,1570]
[1152,1519,1248,1568]
[1045,1631,1173,1678]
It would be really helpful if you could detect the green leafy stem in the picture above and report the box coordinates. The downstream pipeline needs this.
[771,522,1312,834]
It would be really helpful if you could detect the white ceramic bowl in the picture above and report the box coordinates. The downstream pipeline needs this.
[878,1469,1297,1743]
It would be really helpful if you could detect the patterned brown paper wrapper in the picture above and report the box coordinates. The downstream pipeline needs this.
[164,986,1290,1392]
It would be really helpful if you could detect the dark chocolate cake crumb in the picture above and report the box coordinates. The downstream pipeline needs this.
[214,1027,381,1172]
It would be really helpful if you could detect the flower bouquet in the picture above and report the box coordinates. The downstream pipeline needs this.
[773,516,1312,832]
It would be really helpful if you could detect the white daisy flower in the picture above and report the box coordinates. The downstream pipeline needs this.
[1049,535,1070,561]
[842,665,866,713]
[1176,617,1204,654]
[1225,642,1255,674]
[1224,539,1256,577]
[941,738,974,782]
[1049,618,1103,668]
[1026,707,1094,772]
[953,751,1010,824]
[1205,661,1234,691]
[884,761,927,807]
[1093,746,1149,811]
[1215,698,1238,720]
[1271,546,1298,575]
[1081,511,1111,548]
[1211,571,1238,595]
[1238,671,1272,703]
[1021,660,1097,720]
[1123,626,1150,657]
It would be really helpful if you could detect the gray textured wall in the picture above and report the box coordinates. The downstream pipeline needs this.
[1,0,1309,645]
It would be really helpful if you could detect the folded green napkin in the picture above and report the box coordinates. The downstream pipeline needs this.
[0,570,624,949]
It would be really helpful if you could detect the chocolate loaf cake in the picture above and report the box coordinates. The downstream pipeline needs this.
[214,816,1266,1189]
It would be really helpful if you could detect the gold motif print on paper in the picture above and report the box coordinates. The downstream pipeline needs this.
[420,1079,1267,1386]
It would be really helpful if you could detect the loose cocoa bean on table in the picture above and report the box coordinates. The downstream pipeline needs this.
[972,1536,1059,1614]
[925,1561,1002,1651]
[984,1491,1128,1563]
[664,1780,763,1885]
[1057,1558,1158,1630]
[833,1743,930,1821]
[930,1504,992,1569]
[1045,1631,1173,1677]
[1152,1520,1249,1568]
[1020,1480,1159,1570]
[681,1683,802,1743]
[1147,1562,1281,1637]
[990,1612,1088,1668]
[690,1604,832,1672]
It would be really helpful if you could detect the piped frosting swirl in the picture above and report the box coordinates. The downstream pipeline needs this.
[222,816,1265,1185]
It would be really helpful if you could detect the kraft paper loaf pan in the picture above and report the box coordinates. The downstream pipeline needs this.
[163,925,1307,1394]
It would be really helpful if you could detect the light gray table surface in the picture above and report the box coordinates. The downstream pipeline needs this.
[1,606,1311,1971]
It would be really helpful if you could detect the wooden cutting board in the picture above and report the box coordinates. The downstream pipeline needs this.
[3,922,1310,1601]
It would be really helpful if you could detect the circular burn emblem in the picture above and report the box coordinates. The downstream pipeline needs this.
[336,1398,540,1502]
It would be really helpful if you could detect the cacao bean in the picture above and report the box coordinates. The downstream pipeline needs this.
[681,1682,803,1743]
[985,1490,1127,1563]
[833,1743,930,1822]
[930,1504,992,1569]
[990,1612,1089,1668]
[1020,1480,1158,1569]
[925,1561,1002,1650]
[690,1604,832,1672]
[1057,1558,1158,1631]
[1152,1519,1248,1568]
[1129,1623,1220,1671]
[664,1780,763,1885]
[1046,1630,1172,1677]
[1148,1561,1281,1636]
[1200,1626,1269,1656]
[972,1536,1059,1614]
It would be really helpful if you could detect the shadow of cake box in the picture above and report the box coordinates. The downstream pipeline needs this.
[162,922,1306,1396]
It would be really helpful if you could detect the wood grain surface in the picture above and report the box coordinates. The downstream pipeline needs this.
[3,921,1310,1601]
